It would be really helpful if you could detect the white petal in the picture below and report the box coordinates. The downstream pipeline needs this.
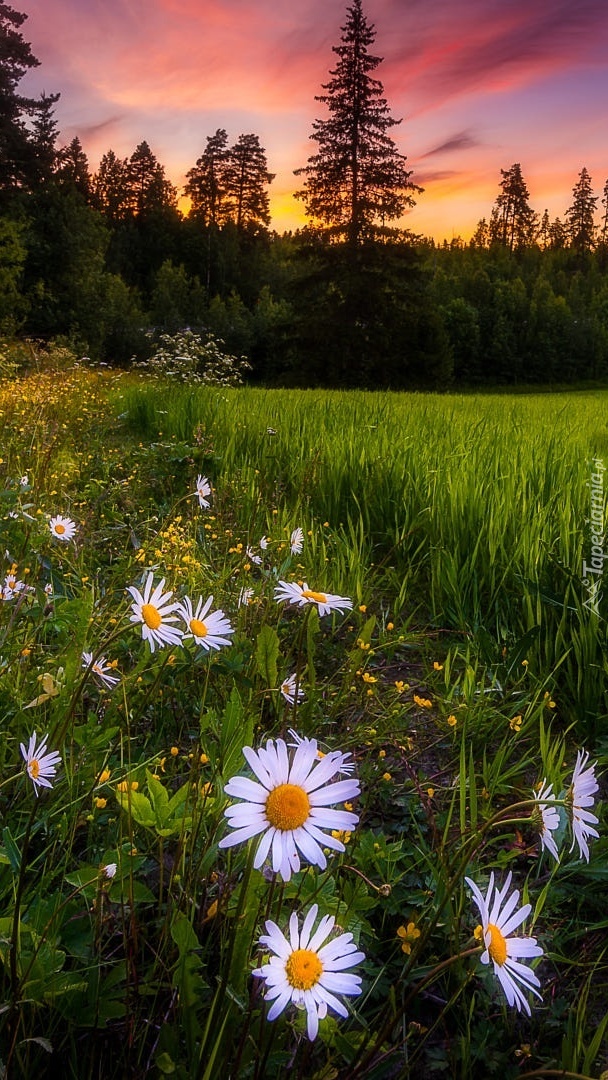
[267,989,294,1022]
[299,905,319,951]
[224,776,269,802]
[307,914,336,952]
[254,826,275,868]
[293,827,326,868]
[218,820,267,848]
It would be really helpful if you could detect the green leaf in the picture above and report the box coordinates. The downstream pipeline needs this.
[171,913,205,1010]
[116,789,156,829]
[146,770,170,828]
[2,827,21,874]
[156,1052,176,1075]
[255,623,279,688]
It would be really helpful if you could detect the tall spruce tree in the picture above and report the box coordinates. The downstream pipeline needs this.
[566,166,597,252]
[224,133,274,230]
[29,89,61,184]
[92,150,129,221]
[57,136,92,200]
[185,128,230,226]
[125,141,177,217]
[488,163,537,251]
[294,0,420,244]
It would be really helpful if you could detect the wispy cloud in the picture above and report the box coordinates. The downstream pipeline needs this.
[421,131,479,158]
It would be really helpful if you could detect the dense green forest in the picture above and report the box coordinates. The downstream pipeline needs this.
[2,0,608,387]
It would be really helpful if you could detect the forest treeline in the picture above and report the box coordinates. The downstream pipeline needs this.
[2,0,608,388]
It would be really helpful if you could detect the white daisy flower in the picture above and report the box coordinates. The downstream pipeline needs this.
[260,536,269,550]
[567,749,599,862]
[195,475,212,509]
[19,475,29,487]
[290,527,304,555]
[253,903,365,1041]
[49,514,77,541]
[127,572,183,653]
[178,595,234,651]
[274,580,352,617]
[2,573,26,600]
[82,651,120,689]
[218,735,360,882]
[533,779,560,862]
[102,862,117,879]
[20,732,62,796]
[246,546,262,566]
[237,587,254,608]
[281,674,305,706]
[465,871,543,1016]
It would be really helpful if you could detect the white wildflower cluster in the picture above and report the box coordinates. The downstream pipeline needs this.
[136,329,251,387]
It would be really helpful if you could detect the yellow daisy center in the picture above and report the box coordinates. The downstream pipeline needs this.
[265,783,310,830]
[142,603,162,630]
[54,523,66,535]
[301,590,327,604]
[285,948,323,990]
[190,617,207,637]
[28,759,40,779]
[487,923,507,966]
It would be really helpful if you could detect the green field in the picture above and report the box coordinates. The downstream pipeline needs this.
[1,366,607,1078]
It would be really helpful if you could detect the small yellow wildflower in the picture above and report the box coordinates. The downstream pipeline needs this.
[382,772,392,781]
[522,659,529,667]
[509,715,523,732]
[447,714,457,727]
[331,829,352,843]
[170,746,179,757]
[200,753,209,765]
[413,694,432,709]
[378,749,386,759]
[394,680,405,693]
[397,922,421,955]
[94,797,107,809]
[386,622,394,631]
[98,769,111,784]
[426,787,435,798]
[359,604,367,613]
[433,661,443,671]
[362,672,377,684]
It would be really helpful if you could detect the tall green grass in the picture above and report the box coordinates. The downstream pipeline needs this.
[117,382,608,738]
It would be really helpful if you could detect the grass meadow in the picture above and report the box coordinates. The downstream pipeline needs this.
[1,363,607,1079]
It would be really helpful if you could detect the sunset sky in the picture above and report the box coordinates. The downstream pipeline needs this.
[20,0,608,241]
